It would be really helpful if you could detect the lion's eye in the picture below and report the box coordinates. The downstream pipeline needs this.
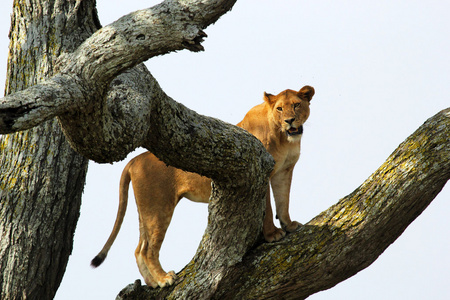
[277,107,283,112]
[294,103,301,109]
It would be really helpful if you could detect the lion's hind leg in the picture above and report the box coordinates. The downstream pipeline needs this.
[130,154,179,288]
[135,212,177,288]
[135,236,158,288]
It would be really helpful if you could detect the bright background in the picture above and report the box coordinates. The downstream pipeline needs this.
[1,1,449,299]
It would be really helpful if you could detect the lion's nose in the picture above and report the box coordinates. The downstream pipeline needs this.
[285,118,295,125]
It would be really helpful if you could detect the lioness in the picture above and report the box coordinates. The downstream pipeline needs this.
[92,86,315,288]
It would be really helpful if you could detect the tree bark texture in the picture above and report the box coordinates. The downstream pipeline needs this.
[116,108,449,299]
[0,0,98,298]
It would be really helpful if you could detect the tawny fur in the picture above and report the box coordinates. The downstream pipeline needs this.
[92,86,315,288]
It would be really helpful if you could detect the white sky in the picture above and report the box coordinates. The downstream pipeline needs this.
[1,1,449,299]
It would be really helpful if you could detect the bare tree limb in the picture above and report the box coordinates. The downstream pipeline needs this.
[0,0,237,165]
[0,74,84,132]
[0,0,263,188]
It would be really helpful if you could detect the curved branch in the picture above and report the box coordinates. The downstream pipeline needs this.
[117,108,450,299]
[0,0,237,163]
[58,0,234,86]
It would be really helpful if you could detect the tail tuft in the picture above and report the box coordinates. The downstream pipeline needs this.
[91,253,106,268]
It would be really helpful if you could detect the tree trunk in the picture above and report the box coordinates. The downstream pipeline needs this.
[0,0,99,298]
[116,108,449,299]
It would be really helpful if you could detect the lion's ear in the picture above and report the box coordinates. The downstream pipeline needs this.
[263,92,275,104]
[298,86,315,102]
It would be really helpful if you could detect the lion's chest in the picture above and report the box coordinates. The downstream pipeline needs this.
[271,143,300,175]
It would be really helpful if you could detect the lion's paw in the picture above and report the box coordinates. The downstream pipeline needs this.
[157,271,177,288]
[283,221,302,233]
[264,227,286,243]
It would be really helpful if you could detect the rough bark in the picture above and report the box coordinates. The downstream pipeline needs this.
[116,108,449,299]
[0,122,87,300]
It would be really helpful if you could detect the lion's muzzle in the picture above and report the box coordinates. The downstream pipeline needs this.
[287,125,303,137]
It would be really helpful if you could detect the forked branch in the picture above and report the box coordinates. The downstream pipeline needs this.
[0,0,237,165]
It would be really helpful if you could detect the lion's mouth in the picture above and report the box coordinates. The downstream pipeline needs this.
[286,125,303,137]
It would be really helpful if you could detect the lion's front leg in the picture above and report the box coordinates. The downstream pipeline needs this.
[270,169,302,233]
[263,186,286,242]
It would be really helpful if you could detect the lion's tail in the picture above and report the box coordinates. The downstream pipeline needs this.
[91,161,132,268]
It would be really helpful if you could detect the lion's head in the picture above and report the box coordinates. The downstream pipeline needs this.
[264,85,315,142]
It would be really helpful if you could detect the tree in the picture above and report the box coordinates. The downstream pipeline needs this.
[0,1,448,299]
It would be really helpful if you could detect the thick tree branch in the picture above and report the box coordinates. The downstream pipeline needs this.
[0,74,84,132]
[117,108,450,299]
[0,0,235,134]
[0,0,237,164]
[0,0,262,189]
